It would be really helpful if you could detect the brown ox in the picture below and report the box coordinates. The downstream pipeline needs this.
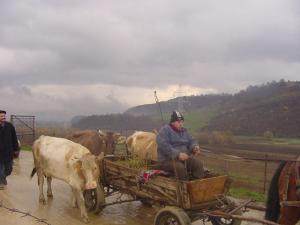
[66,130,125,155]
[126,131,158,160]
[30,135,104,223]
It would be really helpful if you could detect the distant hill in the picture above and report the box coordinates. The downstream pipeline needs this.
[71,113,161,134]
[71,80,300,137]
[125,80,300,137]
[205,80,300,137]
[125,94,231,117]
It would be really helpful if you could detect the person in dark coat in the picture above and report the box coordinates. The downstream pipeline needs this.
[0,110,20,189]
[156,111,204,180]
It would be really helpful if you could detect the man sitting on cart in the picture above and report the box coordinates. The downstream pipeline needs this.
[156,111,205,180]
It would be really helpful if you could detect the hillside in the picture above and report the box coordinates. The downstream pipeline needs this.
[125,80,300,137]
[71,113,161,133]
[125,94,231,117]
[71,80,300,137]
[205,81,300,137]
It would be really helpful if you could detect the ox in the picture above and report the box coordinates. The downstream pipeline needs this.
[30,135,104,223]
[66,130,125,156]
[126,131,158,160]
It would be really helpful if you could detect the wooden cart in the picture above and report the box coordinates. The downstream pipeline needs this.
[84,155,246,225]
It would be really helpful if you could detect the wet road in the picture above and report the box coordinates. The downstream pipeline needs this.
[0,151,267,225]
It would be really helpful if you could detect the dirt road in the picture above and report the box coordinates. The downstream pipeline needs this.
[0,151,273,225]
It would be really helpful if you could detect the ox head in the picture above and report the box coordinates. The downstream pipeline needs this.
[99,131,126,144]
[78,152,104,190]
[113,133,126,144]
[98,131,126,154]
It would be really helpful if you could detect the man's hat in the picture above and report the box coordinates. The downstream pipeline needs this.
[170,111,184,122]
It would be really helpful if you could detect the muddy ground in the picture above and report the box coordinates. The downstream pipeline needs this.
[0,151,280,225]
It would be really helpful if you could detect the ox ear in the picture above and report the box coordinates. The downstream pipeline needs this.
[114,132,121,137]
[113,133,121,140]
[152,129,158,135]
[96,152,104,162]
[99,131,106,140]
[98,129,106,136]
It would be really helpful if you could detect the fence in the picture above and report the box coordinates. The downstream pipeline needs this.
[10,115,35,145]
[200,150,285,194]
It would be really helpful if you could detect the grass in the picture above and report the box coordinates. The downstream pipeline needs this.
[207,166,264,189]
[235,135,300,145]
[21,144,32,151]
[116,156,149,169]
[229,187,266,202]
[183,105,221,135]
[227,171,261,184]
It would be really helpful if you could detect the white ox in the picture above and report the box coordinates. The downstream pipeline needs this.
[126,131,158,160]
[30,135,104,223]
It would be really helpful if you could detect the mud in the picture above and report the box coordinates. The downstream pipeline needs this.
[0,151,282,225]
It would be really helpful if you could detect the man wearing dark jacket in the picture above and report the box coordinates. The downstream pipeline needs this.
[0,110,20,189]
[156,111,204,180]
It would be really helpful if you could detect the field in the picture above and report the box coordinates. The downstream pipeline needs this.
[199,142,300,201]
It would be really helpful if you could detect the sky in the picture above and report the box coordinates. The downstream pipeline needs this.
[1,0,300,121]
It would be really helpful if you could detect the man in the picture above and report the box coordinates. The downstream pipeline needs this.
[0,110,20,189]
[156,111,204,180]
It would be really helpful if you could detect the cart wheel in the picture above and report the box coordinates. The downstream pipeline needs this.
[154,206,191,225]
[210,210,242,225]
[84,183,105,213]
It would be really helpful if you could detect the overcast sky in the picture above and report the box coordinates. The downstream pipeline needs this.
[1,0,300,121]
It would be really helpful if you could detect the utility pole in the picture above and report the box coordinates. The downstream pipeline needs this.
[154,91,165,125]
[173,84,188,112]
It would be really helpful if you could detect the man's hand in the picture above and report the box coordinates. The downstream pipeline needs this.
[192,146,201,155]
[178,152,189,161]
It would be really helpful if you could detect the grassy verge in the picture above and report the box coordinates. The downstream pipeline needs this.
[229,187,266,202]
[205,165,266,201]
[21,145,32,151]
[235,135,300,145]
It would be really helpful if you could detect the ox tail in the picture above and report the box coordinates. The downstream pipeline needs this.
[30,137,40,179]
[30,167,37,178]
[265,161,286,222]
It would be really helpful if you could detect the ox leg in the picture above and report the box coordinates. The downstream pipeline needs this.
[46,176,53,198]
[36,169,46,204]
[71,189,78,208]
[72,187,89,223]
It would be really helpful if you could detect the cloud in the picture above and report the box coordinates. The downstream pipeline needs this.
[0,0,299,120]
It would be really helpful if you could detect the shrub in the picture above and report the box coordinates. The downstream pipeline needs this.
[197,132,212,144]
[197,131,235,145]
[263,130,274,139]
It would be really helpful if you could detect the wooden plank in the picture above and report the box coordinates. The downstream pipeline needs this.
[104,159,180,205]
[104,159,178,191]
[104,159,229,209]
[187,176,227,203]
[146,176,178,191]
